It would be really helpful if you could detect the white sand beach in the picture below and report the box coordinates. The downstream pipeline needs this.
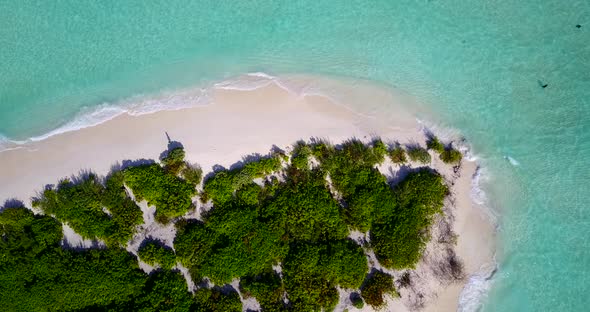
[0,75,495,311]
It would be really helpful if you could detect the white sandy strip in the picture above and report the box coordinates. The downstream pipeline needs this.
[0,76,494,312]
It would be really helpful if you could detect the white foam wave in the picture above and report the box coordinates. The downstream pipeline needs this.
[471,166,488,206]
[214,72,326,101]
[3,72,317,152]
[458,262,497,312]
[0,134,25,153]
[0,135,11,150]
[214,72,276,91]
[29,105,127,142]
[416,118,463,142]
[1,85,213,149]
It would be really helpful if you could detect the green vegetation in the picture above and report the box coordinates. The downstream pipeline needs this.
[426,136,445,154]
[425,136,463,165]
[32,171,143,246]
[132,270,193,311]
[350,292,364,309]
[240,272,287,312]
[193,286,243,312]
[124,164,196,223]
[283,240,368,311]
[389,145,407,164]
[360,270,398,308]
[440,148,463,164]
[312,139,395,232]
[202,154,282,204]
[371,169,448,269]
[138,240,177,270]
[2,136,455,311]
[371,139,388,164]
[182,164,203,185]
[162,146,204,185]
[407,146,431,164]
[263,167,348,241]
[161,147,187,175]
[290,141,312,170]
[0,206,147,311]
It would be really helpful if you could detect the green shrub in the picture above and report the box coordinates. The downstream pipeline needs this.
[361,270,398,308]
[407,146,431,164]
[236,182,263,206]
[175,211,286,285]
[310,140,336,161]
[182,164,203,185]
[102,171,144,243]
[440,148,462,164]
[161,147,186,175]
[310,139,394,232]
[133,270,193,311]
[263,167,348,241]
[124,164,196,223]
[426,136,445,154]
[283,240,368,311]
[202,155,282,205]
[0,205,150,311]
[31,171,144,246]
[291,142,312,170]
[389,145,407,164]
[174,220,218,282]
[138,240,176,270]
[350,292,364,309]
[0,206,63,259]
[240,272,286,312]
[193,287,242,312]
[1,138,457,311]
[32,174,108,237]
[371,139,388,164]
[371,169,448,269]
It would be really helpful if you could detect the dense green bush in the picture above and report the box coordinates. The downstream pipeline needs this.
[350,292,364,309]
[283,240,368,311]
[161,147,187,175]
[132,270,193,312]
[0,206,63,260]
[174,220,219,281]
[440,148,463,164]
[102,171,144,243]
[389,145,407,164]
[311,139,393,232]
[124,164,196,223]
[291,142,312,170]
[263,167,348,241]
[2,138,456,311]
[426,136,445,154]
[161,146,204,186]
[32,174,112,241]
[407,146,431,164]
[181,164,203,185]
[371,169,448,269]
[0,206,147,311]
[32,172,143,246]
[202,155,282,205]
[240,272,286,312]
[360,270,398,308]
[138,240,177,270]
[175,211,286,285]
[193,286,242,312]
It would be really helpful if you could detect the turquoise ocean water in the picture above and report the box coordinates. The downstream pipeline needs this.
[1,1,588,310]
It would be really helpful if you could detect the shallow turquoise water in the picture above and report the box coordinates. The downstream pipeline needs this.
[1,1,589,310]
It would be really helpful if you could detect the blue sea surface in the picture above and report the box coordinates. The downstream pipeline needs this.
[1,1,589,310]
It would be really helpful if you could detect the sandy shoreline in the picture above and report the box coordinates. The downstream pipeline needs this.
[0,76,495,311]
